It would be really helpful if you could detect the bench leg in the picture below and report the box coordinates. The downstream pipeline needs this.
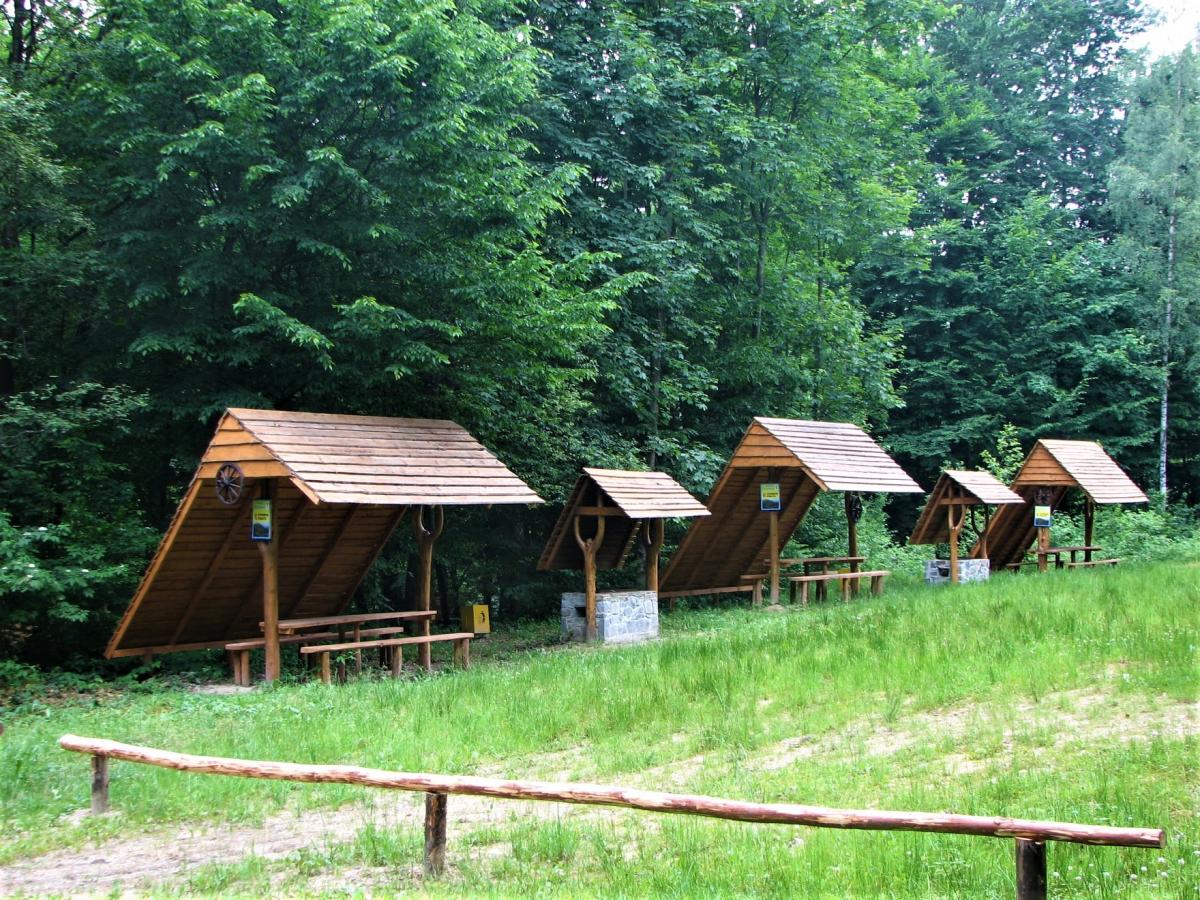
[841,579,850,602]
[872,575,884,596]
[752,580,762,606]
[390,645,403,678]
[800,582,809,608]
[320,652,331,685]
[353,625,362,676]
[238,651,251,686]
[454,638,470,669]
[337,659,347,684]
[419,621,432,672]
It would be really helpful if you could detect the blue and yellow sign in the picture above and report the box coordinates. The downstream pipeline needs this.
[1033,505,1052,528]
[251,499,273,541]
[760,483,781,512]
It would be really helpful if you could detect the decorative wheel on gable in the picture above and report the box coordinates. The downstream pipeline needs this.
[214,463,245,505]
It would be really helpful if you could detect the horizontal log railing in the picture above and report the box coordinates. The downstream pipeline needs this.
[60,735,1164,899]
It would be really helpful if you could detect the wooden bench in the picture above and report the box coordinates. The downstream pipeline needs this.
[226,626,407,686]
[787,570,889,605]
[301,632,474,683]
[1066,558,1120,569]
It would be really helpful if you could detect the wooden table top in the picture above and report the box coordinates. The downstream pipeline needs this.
[1039,545,1102,555]
[269,610,439,632]
[796,555,866,565]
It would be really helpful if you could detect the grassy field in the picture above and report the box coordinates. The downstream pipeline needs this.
[0,561,1197,896]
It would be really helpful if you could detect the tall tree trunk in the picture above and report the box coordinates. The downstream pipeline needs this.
[1160,210,1175,503]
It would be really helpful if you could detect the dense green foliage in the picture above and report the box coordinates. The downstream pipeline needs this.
[1,0,1197,664]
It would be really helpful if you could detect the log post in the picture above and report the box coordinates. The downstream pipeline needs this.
[767,509,780,605]
[946,487,965,585]
[1015,839,1046,900]
[258,481,281,683]
[1083,498,1095,563]
[573,490,606,642]
[412,505,445,670]
[424,791,448,876]
[845,492,861,596]
[643,518,664,593]
[353,624,362,676]
[90,755,109,815]
[1036,489,1051,573]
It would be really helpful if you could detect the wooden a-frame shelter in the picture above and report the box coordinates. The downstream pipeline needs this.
[972,439,1148,572]
[659,418,922,603]
[537,468,709,640]
[909,470,1022,582]
[105,409,541,679]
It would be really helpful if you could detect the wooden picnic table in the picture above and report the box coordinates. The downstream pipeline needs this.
[262,610,440,680]
[1037,545,1102,568]
[795,555,866,574]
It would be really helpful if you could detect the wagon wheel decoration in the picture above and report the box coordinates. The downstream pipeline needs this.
[214,463,245,505]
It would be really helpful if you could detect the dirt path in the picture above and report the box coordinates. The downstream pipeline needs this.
[2,684,1194,896]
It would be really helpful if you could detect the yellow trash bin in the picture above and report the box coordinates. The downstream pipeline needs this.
[461,603,490,634]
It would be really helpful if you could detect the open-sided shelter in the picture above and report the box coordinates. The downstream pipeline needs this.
[972,439,1148,571]
[105,408,541,679]
[659,418,922,603]
[909,470,1022,582]
[537,468,709,639]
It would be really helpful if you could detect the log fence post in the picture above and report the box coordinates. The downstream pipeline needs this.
[90,755,109,815]
[1015,838,1046,900]
[424,791,448,876]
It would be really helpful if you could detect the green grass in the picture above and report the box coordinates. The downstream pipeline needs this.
[0,560,1197,896]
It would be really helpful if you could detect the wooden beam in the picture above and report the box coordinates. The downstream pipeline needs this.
[59,735,1166,849]
[258,481,281,682]
[767,510,779,605]
[1015,839,1047,900]
[573,492,606,641]
[413,505,445,668]
[643,518,664,593]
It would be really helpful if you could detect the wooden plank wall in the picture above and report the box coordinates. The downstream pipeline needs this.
[660,467,819,593]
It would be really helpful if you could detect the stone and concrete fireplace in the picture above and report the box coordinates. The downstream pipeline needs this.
[561,589,658,644]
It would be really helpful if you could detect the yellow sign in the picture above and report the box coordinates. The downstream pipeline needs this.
[1033,505,1052,528]
[760,483,781,511]
[251,499,273,541]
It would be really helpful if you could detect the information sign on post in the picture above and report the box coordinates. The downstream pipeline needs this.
[1033,505,1052,528]
[760,483,781,512]
[251,499,273,541]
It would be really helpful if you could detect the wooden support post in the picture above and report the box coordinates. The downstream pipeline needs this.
[412,505,445,670]
[424,791,448,876]
[573,489,606,642]
[258,481,281,683]
[90,755,109,815]
[1037,525,1050,573]
[1015,839,1046,900]
[453,638,470,669]
[946,487,965,585]
[981,506,992,562]
[1084,498,1095,563]
[320,653,331,685]
[390,645,402,678]
[768,510,780,605]
[643,518,664,593]
[353,624,362,676]
[845,492,861,596]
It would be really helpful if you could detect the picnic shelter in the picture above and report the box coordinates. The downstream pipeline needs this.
[105,408,541,680]
[537,467,709,639]
[908,470,1022,582]
[658,418,923,604]
[973,439,1148,572]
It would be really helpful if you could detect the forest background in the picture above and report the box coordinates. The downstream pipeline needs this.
[1,0,1198,669]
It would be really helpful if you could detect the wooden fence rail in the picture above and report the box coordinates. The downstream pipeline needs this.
[59,735,1164,899]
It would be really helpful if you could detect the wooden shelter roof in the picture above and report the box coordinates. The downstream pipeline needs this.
[105,408,540,658]
[972,439,1148,569]
[537,468,709,571]
[909,470,1022,546]
[659,418,921,595]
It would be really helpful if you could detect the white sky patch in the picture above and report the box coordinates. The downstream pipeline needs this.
[1128,0,1200,58]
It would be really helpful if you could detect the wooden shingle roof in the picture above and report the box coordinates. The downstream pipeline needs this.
[210,408,543,506]
[660,418,921,595]
[538,468,709,571]
[105,408,540,658]
[909,470,1022,546]
[1030,440,1149,504]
